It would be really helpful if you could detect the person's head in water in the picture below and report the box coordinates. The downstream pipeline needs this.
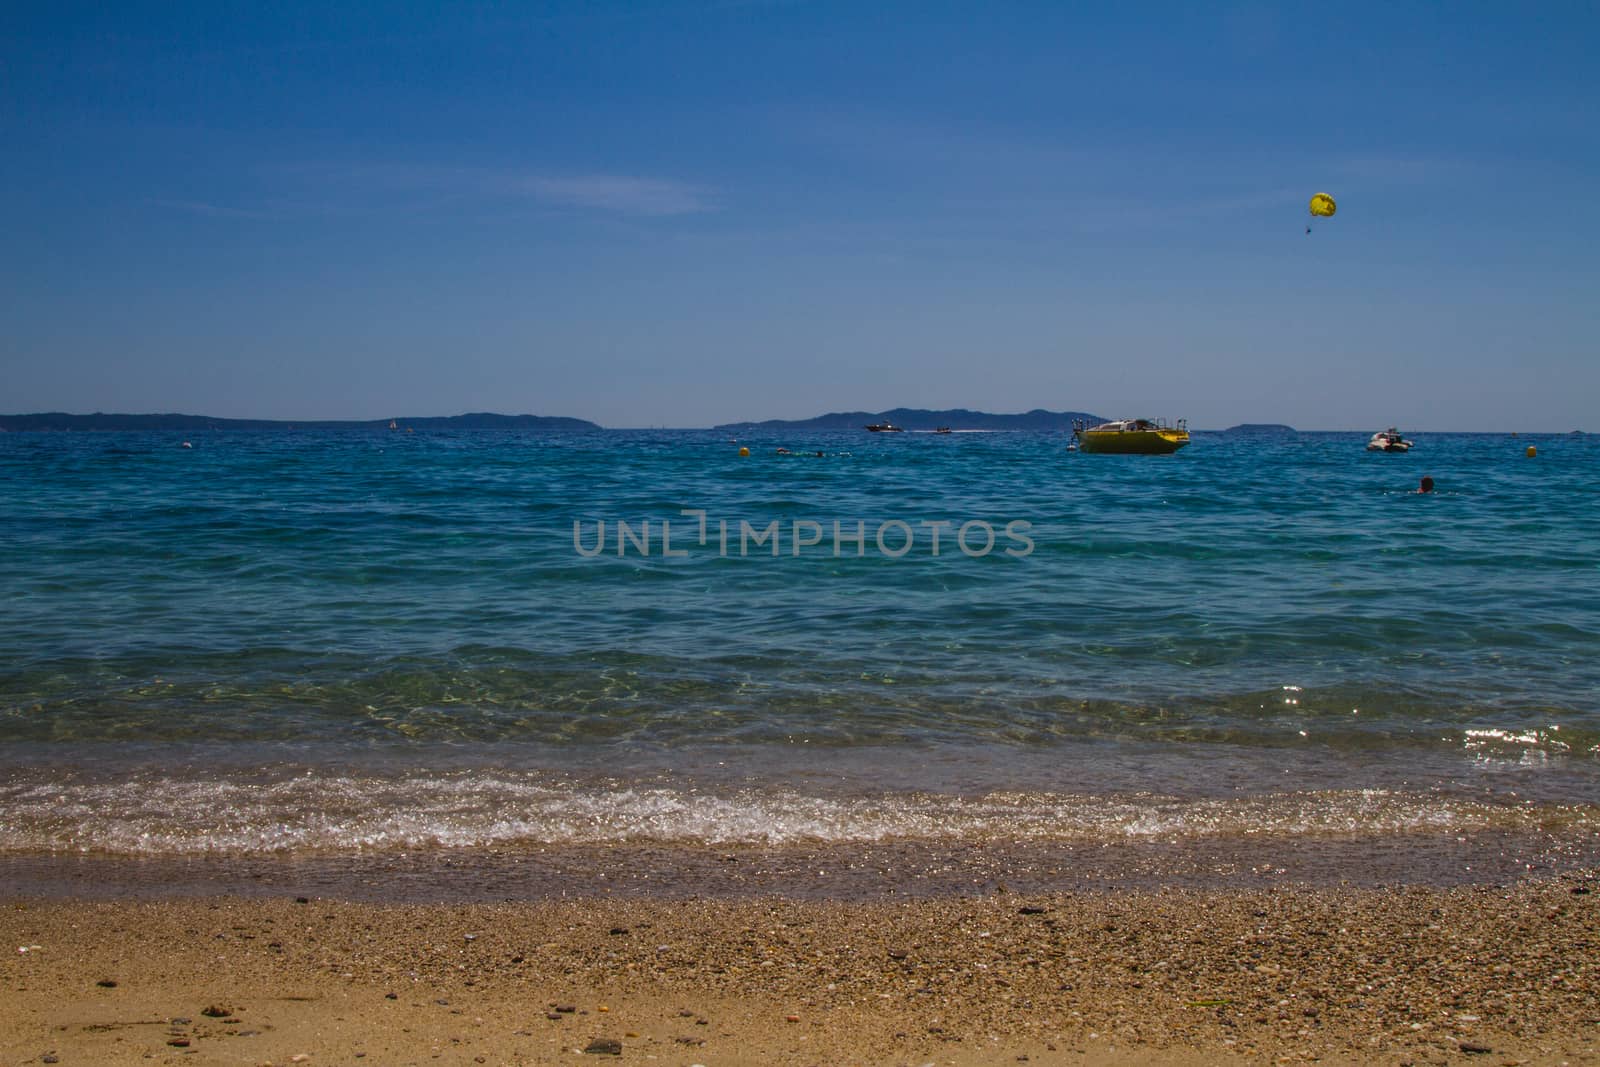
[1418,476,1434,494]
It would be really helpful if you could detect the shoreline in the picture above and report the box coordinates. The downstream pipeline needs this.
[3,873,1596,1065]
[3,827,1599,904]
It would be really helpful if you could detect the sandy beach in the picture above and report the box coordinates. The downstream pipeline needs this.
[3,872,1595,1066]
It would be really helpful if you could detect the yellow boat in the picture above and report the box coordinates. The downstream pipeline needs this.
[1071,417,1189,454]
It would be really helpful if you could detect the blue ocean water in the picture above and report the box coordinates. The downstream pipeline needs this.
[1,427,1596,864]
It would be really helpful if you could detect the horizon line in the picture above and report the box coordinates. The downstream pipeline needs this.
[1,410,1591,436]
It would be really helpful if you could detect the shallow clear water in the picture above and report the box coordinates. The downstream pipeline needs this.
[1,427,1596,865]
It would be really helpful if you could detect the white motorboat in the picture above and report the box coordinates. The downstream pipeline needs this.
[1366,428,1413,452]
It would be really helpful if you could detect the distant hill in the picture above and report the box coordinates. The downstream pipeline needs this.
[1220,423,1297,434]
[0,412,601,432]
[714,408,1105,432]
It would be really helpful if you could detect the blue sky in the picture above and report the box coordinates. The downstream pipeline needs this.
[3,2,1596,429]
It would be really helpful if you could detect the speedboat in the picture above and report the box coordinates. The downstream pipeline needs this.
[1366,428,1413,452]
[865,422,904,432]
[1071,418,1189,454]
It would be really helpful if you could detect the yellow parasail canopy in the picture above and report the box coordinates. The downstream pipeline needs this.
[1309,192,1337,218]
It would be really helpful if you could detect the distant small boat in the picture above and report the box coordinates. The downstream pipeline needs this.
[865,422,904,432]
[389,419,399,431]
[1366,428,1413,452]
[934,426,952,434]
[1071,418,1189,455]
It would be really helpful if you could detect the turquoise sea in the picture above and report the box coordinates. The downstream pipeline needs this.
[1,427,1596,897]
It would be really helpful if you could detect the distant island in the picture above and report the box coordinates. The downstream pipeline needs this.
[1220,423,1297,434]
[0,411,1313,434]
[0,412,600,432]
[714,408,1105,432]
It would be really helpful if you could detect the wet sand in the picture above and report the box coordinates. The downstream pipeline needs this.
[3,873,1596,1065]
[4,827,1598,903]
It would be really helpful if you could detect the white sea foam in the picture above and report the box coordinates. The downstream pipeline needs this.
[0,774,1589,856]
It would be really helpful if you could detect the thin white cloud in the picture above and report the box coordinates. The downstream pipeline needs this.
[1330,154,1457,184]
[266,162,715,219]
[148,198,275,219]
[517,175,712,216]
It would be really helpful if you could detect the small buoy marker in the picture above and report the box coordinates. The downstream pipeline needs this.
[1526,445,1537,458]
[738,446,750,457]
